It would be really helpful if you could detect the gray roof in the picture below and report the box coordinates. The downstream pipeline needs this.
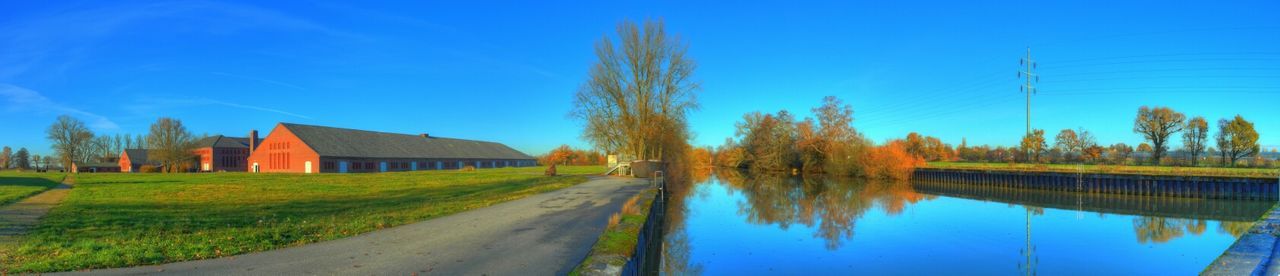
[122,149,153,164]
[193,135,259,149]
[280,123,535,160]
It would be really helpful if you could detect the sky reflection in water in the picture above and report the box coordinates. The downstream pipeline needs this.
[661,170,1269,275]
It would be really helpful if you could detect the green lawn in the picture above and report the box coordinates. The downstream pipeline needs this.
[0,172,66,206]
[0,166,602,272]
[926,162,1279,178]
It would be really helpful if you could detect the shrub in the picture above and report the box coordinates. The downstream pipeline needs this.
[459,165,476,171]
[139,165,161,173]
[859,140,924,180]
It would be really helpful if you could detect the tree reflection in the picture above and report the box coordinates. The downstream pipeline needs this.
[1132,217,1214,243]
[718,169,934,250]
[1217,221,1253,237]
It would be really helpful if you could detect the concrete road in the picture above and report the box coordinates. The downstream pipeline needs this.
[63,176,649,276]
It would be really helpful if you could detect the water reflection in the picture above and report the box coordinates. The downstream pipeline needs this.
[662,169,1271,275]
[717,170,935,250]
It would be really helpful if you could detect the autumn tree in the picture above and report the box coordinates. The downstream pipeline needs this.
[571,19,698,161]
[1082,145,1104,163]
[1109,143,1133,164]
[146,117,197,173]
[47,115,95,170]
[1137,143,1153,161]
[1133,106,1185,165]
[1020,129,1047,163]
[736,111,798,171]
[0,146,10,169]
[1216,115,1260,166]
[1182,116,1209,166]
[807,96,862,173]
[1054,129,1079,161]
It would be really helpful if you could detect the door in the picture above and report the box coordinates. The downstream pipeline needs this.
[305,161,313,174]
[339,161,348,173]
[252,163,260,173]
[436,161,443,170]
[411,162,418,171]
[380,162,388,172]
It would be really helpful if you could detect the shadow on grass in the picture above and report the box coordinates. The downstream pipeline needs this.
[0,177,61,189]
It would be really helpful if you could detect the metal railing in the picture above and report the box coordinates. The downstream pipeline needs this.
[621,171,666,276]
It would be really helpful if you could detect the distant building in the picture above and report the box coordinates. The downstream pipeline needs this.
[72,161,120,173]
[119,149,158,173]
[245,123,537,173]
[192,134,260,172]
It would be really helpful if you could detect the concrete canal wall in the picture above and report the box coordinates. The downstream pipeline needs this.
[1204,206,1280,275]
[914,168,1279,201]
[912,180,1273,221]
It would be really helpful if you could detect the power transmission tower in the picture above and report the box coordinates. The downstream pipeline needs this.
[1018,47,1039,135]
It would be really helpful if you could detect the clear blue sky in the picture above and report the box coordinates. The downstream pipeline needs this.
[2,1,1278,157]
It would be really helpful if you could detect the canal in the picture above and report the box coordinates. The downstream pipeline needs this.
[659,170,1273,275]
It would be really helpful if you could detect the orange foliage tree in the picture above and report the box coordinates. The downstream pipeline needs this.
[539,145,605,166]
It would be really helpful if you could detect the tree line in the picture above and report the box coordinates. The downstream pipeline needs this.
[45,115,201,173]
[958,106,1268,167]
[712,96,923,180]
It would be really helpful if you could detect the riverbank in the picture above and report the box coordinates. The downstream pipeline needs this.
[927,162,1278,178]
[571,184,660,276]
[1204,205,1280,275]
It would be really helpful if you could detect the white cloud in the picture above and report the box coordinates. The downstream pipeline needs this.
[128,97,313,120]
[0,83,120,130]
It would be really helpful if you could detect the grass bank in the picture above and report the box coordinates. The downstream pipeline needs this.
[926,162,1278,178]
[0,172,66,206]
[572,186,659,276]
[0,166,602,273]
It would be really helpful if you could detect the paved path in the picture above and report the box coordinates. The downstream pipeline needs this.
[64,176,649,276]
[0,179,72,241]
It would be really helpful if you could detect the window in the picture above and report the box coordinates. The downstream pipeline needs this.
[322,161,335,171]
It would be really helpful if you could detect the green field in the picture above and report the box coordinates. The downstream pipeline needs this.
[0,165,605,272]
[925,162,1279,178]
[0,172,66,206]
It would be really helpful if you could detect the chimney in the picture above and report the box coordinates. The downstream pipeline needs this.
[420,133,430,138]
[249,130,259,152]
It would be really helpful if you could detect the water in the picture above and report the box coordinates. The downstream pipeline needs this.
[660,170,1273,275]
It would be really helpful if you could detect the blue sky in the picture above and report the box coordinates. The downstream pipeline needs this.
[1,1,1278,156]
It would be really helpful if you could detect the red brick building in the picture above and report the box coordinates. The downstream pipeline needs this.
[246,123,536,173]
[119,149,157,173]
[192,134,260,172]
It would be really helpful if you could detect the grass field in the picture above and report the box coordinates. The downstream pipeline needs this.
[0,172,66,206]
[0,165,605,272]
[925,162,1279,178]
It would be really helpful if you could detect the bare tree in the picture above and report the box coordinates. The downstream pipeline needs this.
[1182,116,1209,166]
[146,117,197,173]
[571,19,699,161]
[135,134,147,149]
[46,115,95,170]
[1133,106,1185,165]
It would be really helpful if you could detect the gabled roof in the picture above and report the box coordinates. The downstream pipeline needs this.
[279,123,535,160]
[193,135,259,149]
[122,149,153,164]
